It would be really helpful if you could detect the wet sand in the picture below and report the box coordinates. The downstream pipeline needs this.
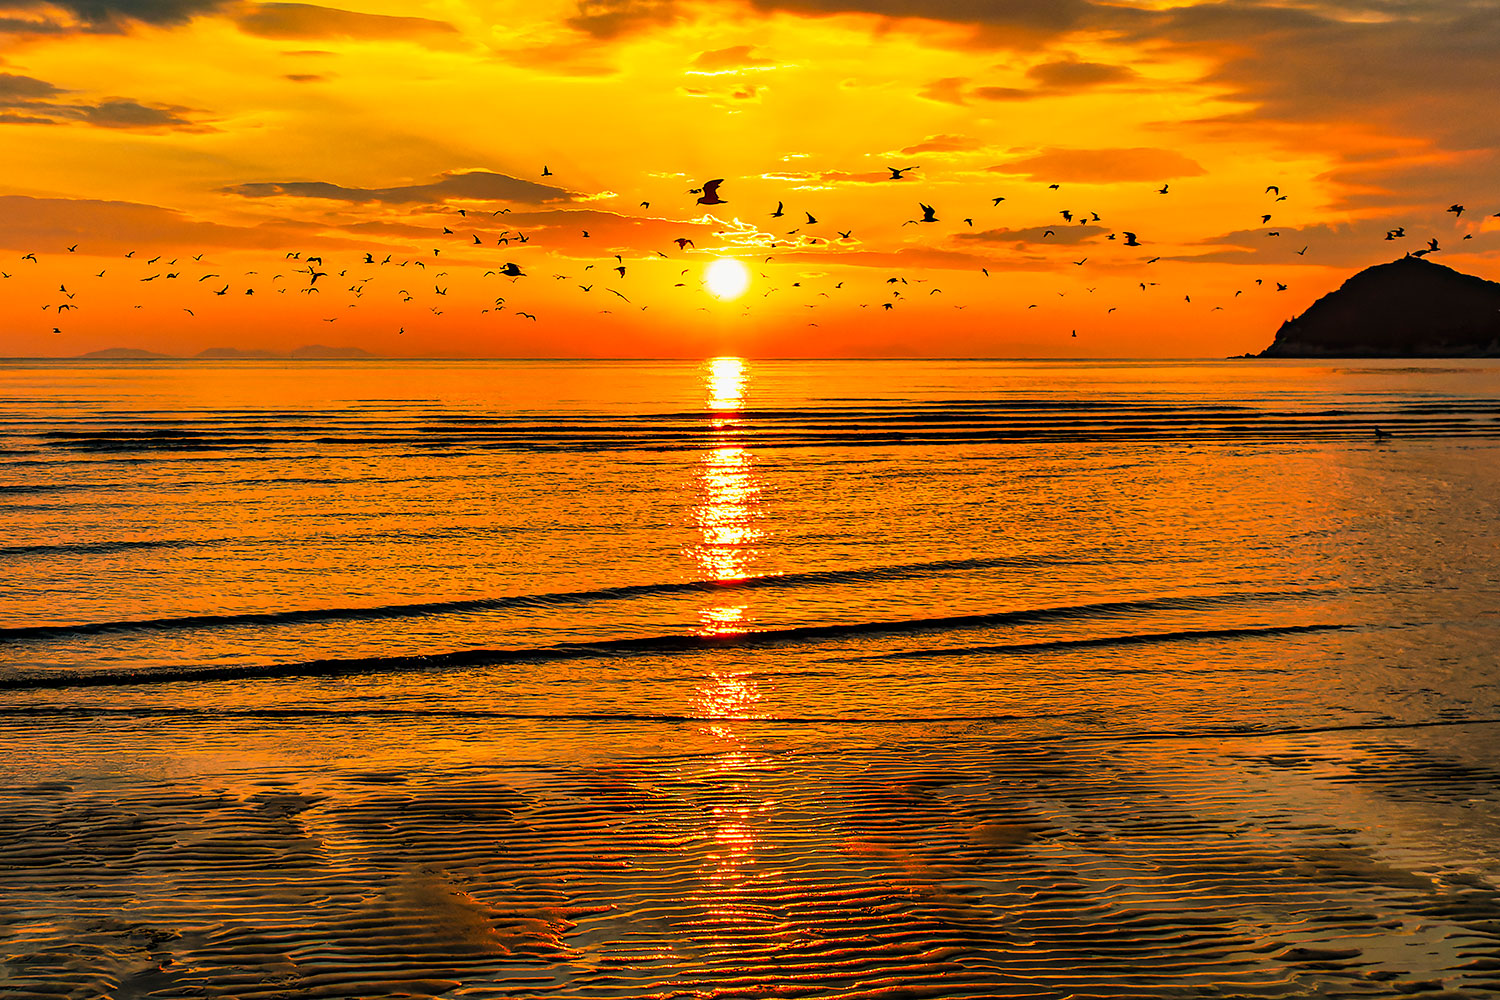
[4,714,1500,998]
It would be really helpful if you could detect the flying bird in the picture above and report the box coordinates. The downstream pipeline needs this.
[695,179,726,205]
[887,166,917,179]
[1448,204,1464,217]
[1158,184,1169,194]
[674,238,694,248]
[1122,232,1140,246]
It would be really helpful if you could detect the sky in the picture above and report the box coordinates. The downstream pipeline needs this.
[1,0,1498,357]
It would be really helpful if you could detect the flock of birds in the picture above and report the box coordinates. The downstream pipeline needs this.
[7,165,1497,340]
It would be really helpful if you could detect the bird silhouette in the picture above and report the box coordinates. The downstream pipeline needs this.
[542,165,552,176]
[695,179,725,205]
[1158,184,1169,194]
[674,238,694,248]
[1447,204,1464,217]
[887,166,917,179]
[1122,232,1140,246]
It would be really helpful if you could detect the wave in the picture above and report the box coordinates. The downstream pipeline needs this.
[838,622,1352,660]
[0,589,1333,690]
[10,396,1500,456]
[0,538,197,558]
[0,555,1102,643]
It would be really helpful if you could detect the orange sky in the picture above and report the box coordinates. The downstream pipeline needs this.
[1,0,1497,357]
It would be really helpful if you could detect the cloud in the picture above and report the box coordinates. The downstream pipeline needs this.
[987,147,1206,183]
[0,71,61,98]
[567,0,677,39]
[900,133,985,155]
[0,195,326,253]
[1025,58,1135,88]
[0,73,212,130]
[233,3,458,40]
[225,170,577,206]
[687,44,772,73]
[0,0,228,30]
[955,224,1108,246]
[918,76,969,104]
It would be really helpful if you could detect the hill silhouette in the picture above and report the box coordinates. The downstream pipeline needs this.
[1260,257,1500,357]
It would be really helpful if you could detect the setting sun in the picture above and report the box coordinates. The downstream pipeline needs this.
[704,259,751,301]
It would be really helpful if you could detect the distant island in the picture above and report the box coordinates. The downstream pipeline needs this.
[1259,257,1500,357]
[75,345,377,360]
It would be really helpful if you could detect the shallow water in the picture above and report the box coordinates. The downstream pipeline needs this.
[3,358,1500,997]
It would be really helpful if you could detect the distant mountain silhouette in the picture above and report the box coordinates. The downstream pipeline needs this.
[75,347,173,359]
[1260,257,1500,357]
[72,345,379,360]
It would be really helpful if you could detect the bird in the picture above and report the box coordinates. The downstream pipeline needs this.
[1261,214,1272,224]
[674,238,694,248]
[1276,282,1287,291]
[1266,185,1280,195]
[21,254,37,262]
[499,262,524,277]
[837,230,852,240]
[1158,183,1169,194]
[1048,183,1060,190]
[542,165,552,176]
[66,244,77,252]
[917,203,937,223]
[1043,229,1055,238]
[1374,426,1393,440]
[1448,204,1464,217]
[473,235,482,244]
[1296,246,1308,255]
[805,212,817,224]
[887,166,917,179]
[1061,210,1073,222]
[1073,258,1087,266]
[695,179,725,205]
[516,312,537,320]
[1122,232,1140,246]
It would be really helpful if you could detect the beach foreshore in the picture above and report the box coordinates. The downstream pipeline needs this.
[4,714,1500,999]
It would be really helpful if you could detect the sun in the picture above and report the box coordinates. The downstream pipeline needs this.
[704,258,750,300]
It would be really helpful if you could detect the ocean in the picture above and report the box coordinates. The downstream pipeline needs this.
[3,357,1500,998]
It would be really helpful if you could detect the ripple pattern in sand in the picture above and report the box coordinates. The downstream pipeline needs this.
[4,723,1500,998]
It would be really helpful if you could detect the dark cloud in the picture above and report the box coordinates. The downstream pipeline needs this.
[956,224,1108,246]
[988,147,1206,183]
[0,72,62,98]
[225,170,577,206]
[0,72,210,130]
[78,98,203,128]
[742,0,1091,33]
[0,0,228,30]
[234,3,458,40]
[567,0,677,39]
[1025,58,1135,87]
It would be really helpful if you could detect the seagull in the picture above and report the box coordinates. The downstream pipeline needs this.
[1158,183,1169,194]
[887,166,917,179]
[770,201,784,217]
[695,179,726,205]
[805,212,817,224]
[992,197,1006,205]
[1122,232,1140,246]
[674,238,694,248]
[542,165,552,176]
[1266,185,1280,195]
[1447,204,1465,217]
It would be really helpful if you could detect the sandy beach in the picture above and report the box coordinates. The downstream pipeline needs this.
[5,710,1500,998]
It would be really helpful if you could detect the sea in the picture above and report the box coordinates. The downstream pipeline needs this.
[3,357,1500,998]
